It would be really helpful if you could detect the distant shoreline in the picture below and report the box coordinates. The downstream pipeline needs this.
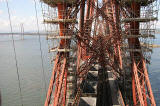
[156,29,160,34]
[155,32,160,34]
[0,32,47,36]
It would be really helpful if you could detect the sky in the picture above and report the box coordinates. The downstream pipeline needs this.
[0,0,160,32]
[0,0,44,32]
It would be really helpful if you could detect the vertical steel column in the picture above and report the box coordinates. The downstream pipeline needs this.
[112,0,122,69]
[77,0,85,73]
[86,0,91,19]
[129,2,146,105]
[44,1,75,105]
[128,1,156,105]
[57,4,66,46]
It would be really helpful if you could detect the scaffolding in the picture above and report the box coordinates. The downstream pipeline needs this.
[120,0,159,105]
[40,0,159,105]
[41,0,78,105]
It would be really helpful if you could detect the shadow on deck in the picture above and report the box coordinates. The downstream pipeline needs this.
[79,67,124,106]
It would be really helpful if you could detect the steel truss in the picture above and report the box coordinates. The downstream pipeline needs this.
[41,0,158,105]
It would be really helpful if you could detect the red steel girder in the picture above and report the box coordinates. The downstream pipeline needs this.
[142,59,156,105]
[43,0,157,105]
[104,0,123,69]
[53,58,67,106]
[44,2,73,106]
[132,59,145,105]
[124,1,156,105]
[45,55,59,106]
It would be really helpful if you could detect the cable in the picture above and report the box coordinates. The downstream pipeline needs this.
[34,0,47,94]
[5,0,23,106]
[40,2,53,71]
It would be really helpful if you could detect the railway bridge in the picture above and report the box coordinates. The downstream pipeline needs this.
[40,0,159,105]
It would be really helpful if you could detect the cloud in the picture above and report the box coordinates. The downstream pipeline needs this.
[30,0,40,4]
[0,0,12,2]
[156,21,160,29]
[0,0,5,2]
[0,10,3,15]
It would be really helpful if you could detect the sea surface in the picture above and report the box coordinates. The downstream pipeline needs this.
[0,35,160,106]
[0,35,51,106]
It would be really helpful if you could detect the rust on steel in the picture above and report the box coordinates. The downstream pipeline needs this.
[44,55,59,106]
[43,0,77,105]
[41,0,157,105]
[124,1,156,105]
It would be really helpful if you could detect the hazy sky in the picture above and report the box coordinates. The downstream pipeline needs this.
[0,0,160,32]
[0,0,43,32]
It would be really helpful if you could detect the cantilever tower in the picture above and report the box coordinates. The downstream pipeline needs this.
[41,0,159,105]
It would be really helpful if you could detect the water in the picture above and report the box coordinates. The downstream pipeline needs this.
[0,35,160,106]
[0,35,52,106]
[148,34,160,105]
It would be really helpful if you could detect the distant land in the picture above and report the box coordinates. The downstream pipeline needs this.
[156,28,160,34]
[1,29,160,35]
